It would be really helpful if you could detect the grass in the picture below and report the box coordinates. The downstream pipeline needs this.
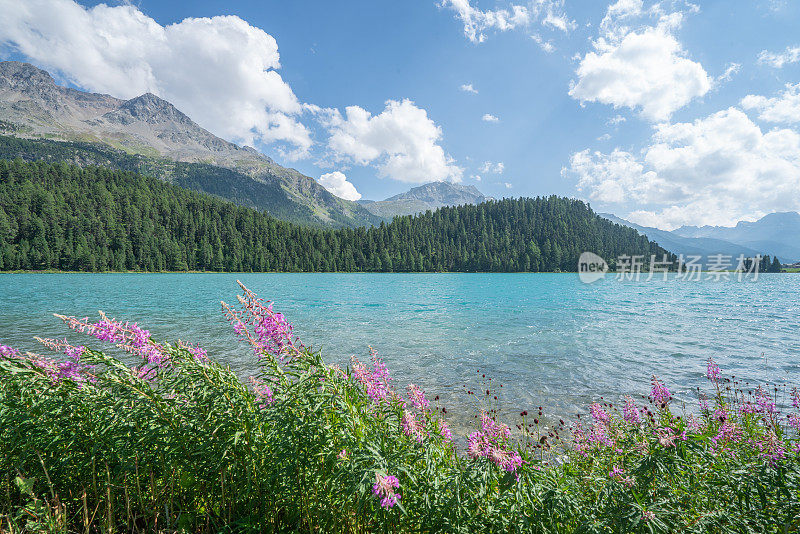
[1,281,799,533]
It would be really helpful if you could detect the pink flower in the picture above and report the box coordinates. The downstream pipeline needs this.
[372,473,401,509]
[406,383,429,411]
[589,403,610,424]
[650,376,671,405]
[401,410,426,444]
[438,420,452,442]
[249,376,275,408]
[468,414,522,473]
[623,396,640,424]
[706,357,721,382]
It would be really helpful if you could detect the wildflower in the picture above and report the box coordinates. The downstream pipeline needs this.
[642,510,656,521]
[589,402,610,424]
[650,376,670,405]
[372,473,401,509]
[609,465,634,487]
[222,282,297,360]
[656,427,679,447]
[179,341,209,363]
[401,410,426,444]
[438,420,452,442]
[622,396,640,424]
[788,414,800,432]
[706,357,721,382]
[249,376,275,408]
[468,414,522,473]
[792,387,800,410]
[337,449,348,460]
[56,312,167,366]
[406,383,429,411]
[0,345,19,359]
[351,356,393,404]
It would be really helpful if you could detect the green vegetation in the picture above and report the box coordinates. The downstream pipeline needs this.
[0,135,382,228]
[0,159,671,272]
[1,283,798,533]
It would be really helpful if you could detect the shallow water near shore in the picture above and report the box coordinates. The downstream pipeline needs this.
[1,273,799,432]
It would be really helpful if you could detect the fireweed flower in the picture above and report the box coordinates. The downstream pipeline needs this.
[623,396,640,424]
[609,465,634,487]
[650,376,671,405]
[706,357,721,382]
[406,383,430,411]
[56,312,167,366]
[792,387,800,410]
[337,449,348,460]
[589,403,610,424]
[222,282,298,361]
[438,420,452,442]
[249,376,275,408]
[0,344,20,359]
[402,409,426,444]
[351,356,394,404]
[372,473,401,509]
[468,415,522,473]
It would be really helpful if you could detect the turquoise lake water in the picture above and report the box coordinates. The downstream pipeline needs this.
[1,273,798,431]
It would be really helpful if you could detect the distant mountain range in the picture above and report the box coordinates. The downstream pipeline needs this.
[0,61,381,228]
[601,212,800,264]
[359,182,492,218]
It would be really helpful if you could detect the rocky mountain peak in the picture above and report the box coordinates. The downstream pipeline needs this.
[109,92,193,125]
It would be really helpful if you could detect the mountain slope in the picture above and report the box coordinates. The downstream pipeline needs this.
[674,212,800,263]
[359,182,492,218]
[0,61,381,228]
[0,160,673,272]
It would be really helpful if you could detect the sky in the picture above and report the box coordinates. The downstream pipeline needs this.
[1,0,799,229]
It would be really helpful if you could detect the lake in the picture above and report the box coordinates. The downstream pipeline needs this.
[1,273,798,432]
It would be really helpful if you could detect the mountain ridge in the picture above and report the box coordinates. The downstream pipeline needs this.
[0,61,381,228]
[359,181,493,218]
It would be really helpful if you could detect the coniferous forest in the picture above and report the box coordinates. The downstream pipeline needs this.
[0,159,673,272]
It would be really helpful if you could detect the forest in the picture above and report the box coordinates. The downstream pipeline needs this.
[0,159,674,272]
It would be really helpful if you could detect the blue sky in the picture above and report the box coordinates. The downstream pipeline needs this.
[1,0,800,229]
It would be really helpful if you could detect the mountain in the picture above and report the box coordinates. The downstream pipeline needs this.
[359,181,492,218]
[599,213,765,265]
[0,159,673,272]
[674,212,800,263]
[0,61,381,228]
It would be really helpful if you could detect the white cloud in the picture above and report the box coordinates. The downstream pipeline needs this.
[0,0,313,157]
[482,113,500,122]
[607,114,627,126]
[758,45,800,68]
[742,83,800,124]
[597,133,612,141]
[326,99,463,184]
[563,107,800,228]
[504,182,513,188]
[460,83,479,94]
[531,34,555,53]
[439,0,573,43]
[570,1,710,122]
[480,161,504,174]
[318,171,361,201]
[472,174,482,181]
[570,27,710,121]
[715,62,741,84]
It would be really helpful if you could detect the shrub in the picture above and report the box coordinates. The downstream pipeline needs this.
[1,282,798,533]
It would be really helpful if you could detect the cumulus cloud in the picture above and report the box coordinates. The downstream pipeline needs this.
[318,171,361,201]
[607,114,627,126]
[326,99,463,184]
[480,161,504,174]
[460,83,478,94]
[758,45,800,68]
[0,0,312,157]
[504,182,513,188]
[563,107,800,228]
[569,1,711,122]
[439,0,573,43]
[482,113,500,122]
[741,83,800,124]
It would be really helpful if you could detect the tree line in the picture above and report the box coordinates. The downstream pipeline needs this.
[0,159,673,272]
